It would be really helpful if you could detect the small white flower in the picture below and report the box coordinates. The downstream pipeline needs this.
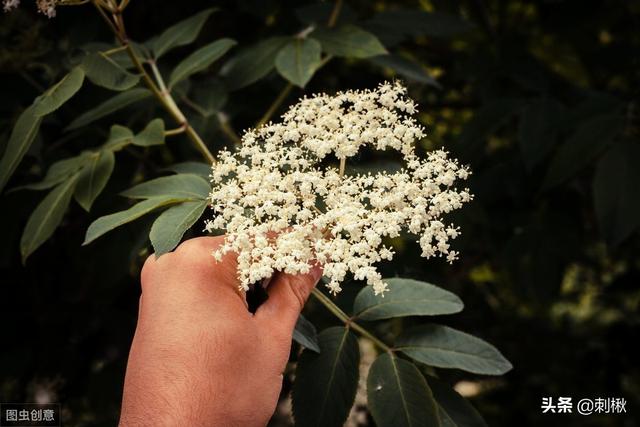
[37,0,56,17]
[207,82,472,295]
[3,0,20,12]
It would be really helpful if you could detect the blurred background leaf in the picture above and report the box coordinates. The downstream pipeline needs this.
[1,1,638,426]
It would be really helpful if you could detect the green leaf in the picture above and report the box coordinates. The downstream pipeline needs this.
[66,88,152,131]
[542,114,624,189]
[83,196,183,245]
[292,327,360,427]
[121,174,210,200]
[74,150,115,211]
[221,37,290,90]
[439,407,458,427]
[369,54,440,88]
[396,324,513,375]
[429,376,487,427]
[518,98,564,170]
[275,38,322,88]
[0,106,43,193]
[103,125,135,151]
[133,119,165,147]
[20,175,79,262]
[32,67,85,116]
[79,41,149,68]
[169,38,237,88]
[367,353,440,427]
[80,52,140,91]
[11,152,93,192]
[293,314,320,353]
[311,25,387,58]
[353,278,463,321]
[149,200,207,256]
[151,8,217,58]
[164,161,211,178]
[594,141,640,245]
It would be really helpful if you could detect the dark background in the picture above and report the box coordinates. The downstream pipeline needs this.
[1,0,639,425]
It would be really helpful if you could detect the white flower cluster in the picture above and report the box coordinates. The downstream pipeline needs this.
[205,82,472,295]
[3,0,56,17]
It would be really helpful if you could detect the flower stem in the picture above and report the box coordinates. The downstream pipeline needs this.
[256,83,294,128]
[218,112,242,145]
[311,288,392,353]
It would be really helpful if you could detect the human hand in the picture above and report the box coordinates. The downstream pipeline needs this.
[118,236,322,427]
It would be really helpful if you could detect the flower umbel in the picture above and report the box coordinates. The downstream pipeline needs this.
[3,0,57,17]
[206,82,472,295]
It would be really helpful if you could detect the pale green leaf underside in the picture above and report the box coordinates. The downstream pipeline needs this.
[151,8,217,58]
[311,25,387,58]
[169,38,237,87]
[81,52,140,91]
[10,152,93,192]
[133,119,165,147]
[74,150,115,211]
[121,174,210,200]
[32,67,85,116]
[0,106,43,193]
[396,324,513,375]
[149,200,207,256]
[353,278,463,321]
[275,37,322,88]
[20,175,79,262]
[83,196,185,245]
[66,88,152,131]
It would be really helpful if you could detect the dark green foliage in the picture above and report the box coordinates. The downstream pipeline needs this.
[1,1,638,426]
[367,353,440,427]
[292,327,360,427]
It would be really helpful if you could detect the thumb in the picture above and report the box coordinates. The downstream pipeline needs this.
[255,264,323,334]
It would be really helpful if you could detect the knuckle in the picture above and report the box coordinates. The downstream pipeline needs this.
[287,276,310,311]
[140,254,157,283]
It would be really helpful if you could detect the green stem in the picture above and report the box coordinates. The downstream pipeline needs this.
[101,44,128,56]
[92,1,215,164]
[256,83,294,128]
[311,288,392,353]
[165,126,186,136]
[218,113,242,145]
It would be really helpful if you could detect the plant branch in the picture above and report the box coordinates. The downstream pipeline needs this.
[311,288,392,353]
[327,0,343,28]
[218,113,242,145]
[101,44,128,56]
[91,0,215,164]
[256,83,294,128]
